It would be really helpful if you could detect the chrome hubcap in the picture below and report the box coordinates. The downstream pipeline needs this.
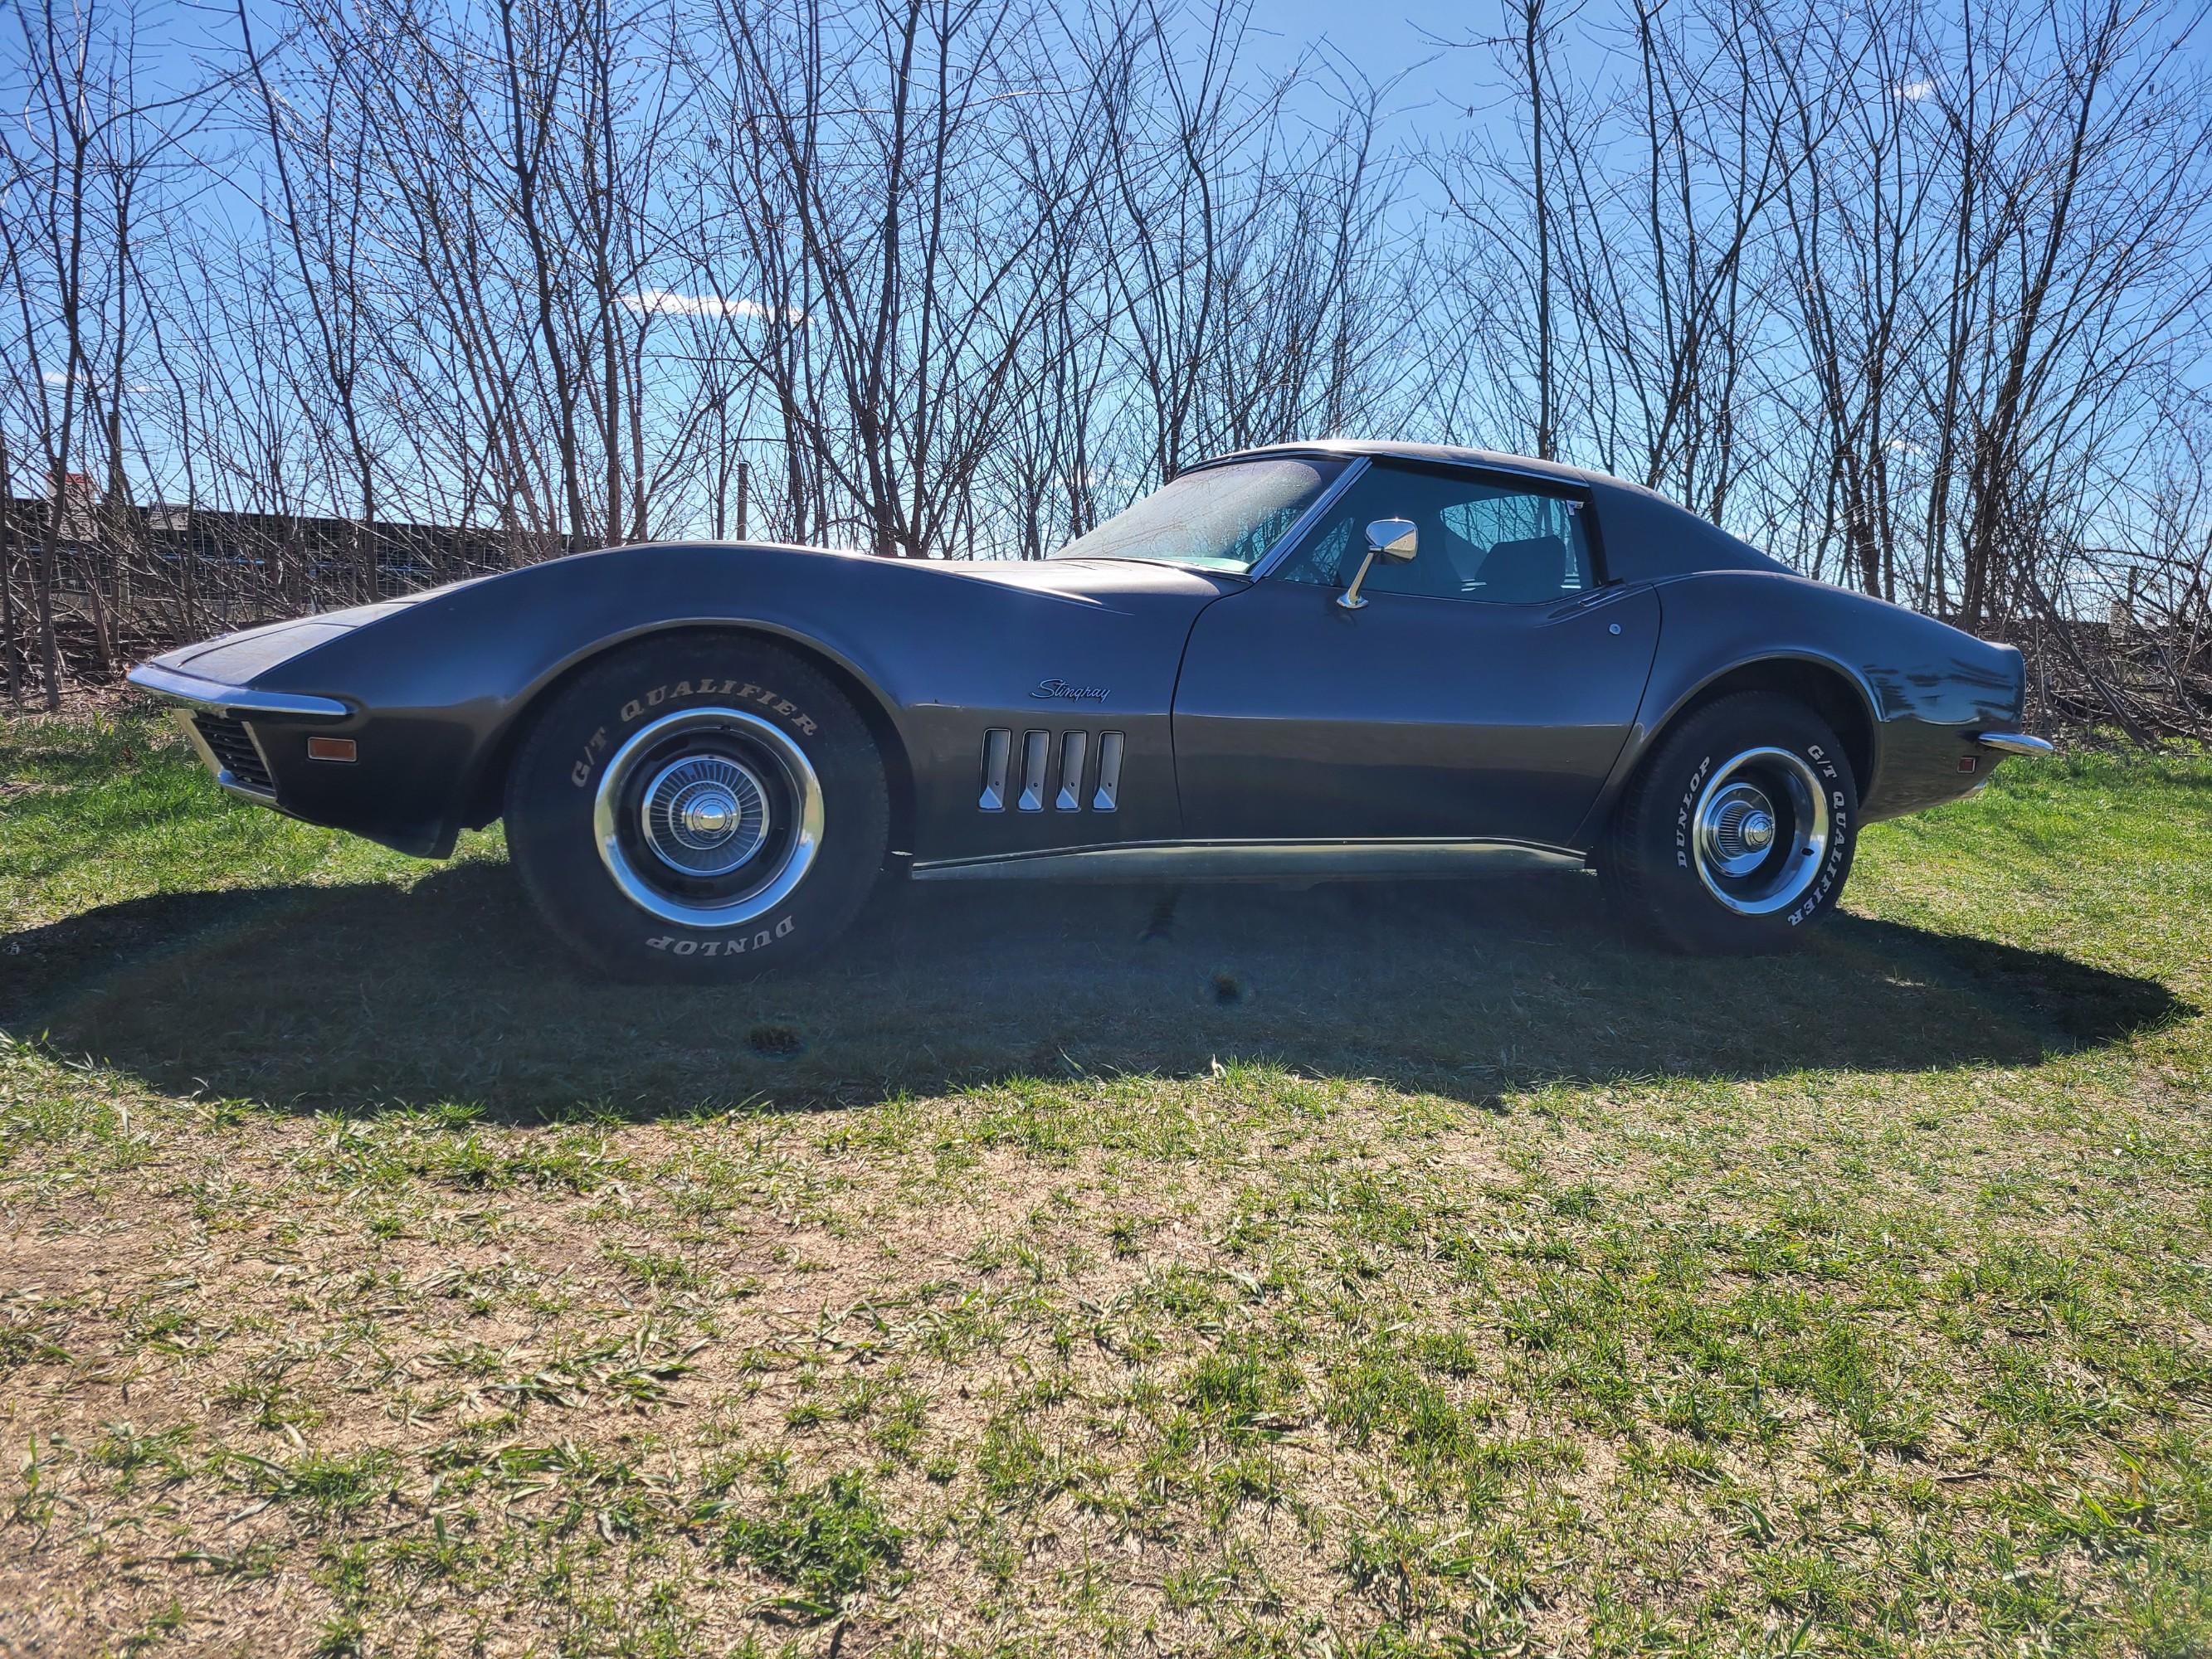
[1702,783,1777,876]
[1691,747,1832,916]
[641,754,770,877]
[592,707,823,929]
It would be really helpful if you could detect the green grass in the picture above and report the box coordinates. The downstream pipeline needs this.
[2,708,2209,1656]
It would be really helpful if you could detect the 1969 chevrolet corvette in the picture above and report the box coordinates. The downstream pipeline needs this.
[130,441,2051,979]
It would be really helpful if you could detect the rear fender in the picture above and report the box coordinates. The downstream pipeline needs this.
[1574,572,2024,844]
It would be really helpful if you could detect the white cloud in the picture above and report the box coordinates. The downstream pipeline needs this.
[621,288,804,324]
[1894,75,1937,101]
[37,368,153,393]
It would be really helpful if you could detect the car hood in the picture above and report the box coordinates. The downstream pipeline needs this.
[144,595,436,688]
[611,542,1235,603]
[139,545,1230,693]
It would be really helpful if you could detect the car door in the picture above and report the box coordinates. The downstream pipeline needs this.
[1171,459,1660,848]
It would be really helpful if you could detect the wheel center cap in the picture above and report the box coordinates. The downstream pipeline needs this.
[639,752,772,877]
[1740,810,1776,851]
[682,789,738,841]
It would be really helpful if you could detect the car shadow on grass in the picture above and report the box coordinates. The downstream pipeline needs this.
[2,861,2188,1118]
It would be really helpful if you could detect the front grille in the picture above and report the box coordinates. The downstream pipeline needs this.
[192,713,276,797]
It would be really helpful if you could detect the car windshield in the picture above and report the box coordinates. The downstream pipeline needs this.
[1049,456,1347,572]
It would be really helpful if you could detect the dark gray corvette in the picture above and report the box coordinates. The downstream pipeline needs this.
[130,440,2050,977]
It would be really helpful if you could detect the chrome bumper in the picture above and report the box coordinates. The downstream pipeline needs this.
[128,663,348,808]
[1974,731,2055,757]
[126,661,349,720]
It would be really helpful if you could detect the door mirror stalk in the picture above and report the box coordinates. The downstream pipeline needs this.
[1337,518,1417,611]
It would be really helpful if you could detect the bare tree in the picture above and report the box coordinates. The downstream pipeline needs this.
[0,0,2205,740]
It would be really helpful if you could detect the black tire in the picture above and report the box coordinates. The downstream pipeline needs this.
[1601,691,1859,954]
[504,635,889,981]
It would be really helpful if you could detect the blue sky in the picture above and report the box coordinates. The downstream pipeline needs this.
[1245,1,1468,85]
[1242,0,1498,148]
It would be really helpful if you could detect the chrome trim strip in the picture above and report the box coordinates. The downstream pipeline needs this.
[1975,732,2055,757]
[1200,443,1589,500]
[1245,455,1372,581]
[128,662,350,720]
[173,705,223,774]
[241,720,283,801]
[910,837,1585,883]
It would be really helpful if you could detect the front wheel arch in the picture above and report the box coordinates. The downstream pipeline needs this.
[465,621,916,862]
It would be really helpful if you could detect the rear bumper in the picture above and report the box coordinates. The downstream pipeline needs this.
[1974,731,2055,757]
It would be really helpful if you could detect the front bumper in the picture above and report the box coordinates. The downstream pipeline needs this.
[127,663,349,808]
[127,661,351,722]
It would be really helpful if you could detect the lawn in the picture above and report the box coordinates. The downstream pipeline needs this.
[1,709,2208,1658]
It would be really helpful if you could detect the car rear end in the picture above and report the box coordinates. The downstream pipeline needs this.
[1859,627,2051,822]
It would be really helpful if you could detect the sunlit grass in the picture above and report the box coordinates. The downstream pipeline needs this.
[2,710,2208,1655]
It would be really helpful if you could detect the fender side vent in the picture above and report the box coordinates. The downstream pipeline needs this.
[1094,732,1124,811]
[1016,730,1049,811]
[1055,731,1088,810]
[982,727,1123,812]
[978,728,1011,811]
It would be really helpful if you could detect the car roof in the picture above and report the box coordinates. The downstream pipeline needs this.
[1200,439,1791,582]
[1194,440,1664,500]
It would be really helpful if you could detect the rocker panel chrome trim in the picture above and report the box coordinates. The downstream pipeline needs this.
[910,838,1585,883]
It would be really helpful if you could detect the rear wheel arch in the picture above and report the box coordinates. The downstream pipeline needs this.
[1644,655,1876,806]
[466,621,915,862]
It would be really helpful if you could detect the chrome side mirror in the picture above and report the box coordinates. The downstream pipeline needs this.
[1337,518,1417,611]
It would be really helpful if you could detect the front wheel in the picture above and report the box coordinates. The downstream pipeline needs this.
[504,635,889,981]
[1601,692,1859,954]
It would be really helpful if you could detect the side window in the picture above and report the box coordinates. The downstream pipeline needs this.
[1274,462,1594,604]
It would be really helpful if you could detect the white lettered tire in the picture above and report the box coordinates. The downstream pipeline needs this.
[504,635,889,981]
[1601,692,1858,953]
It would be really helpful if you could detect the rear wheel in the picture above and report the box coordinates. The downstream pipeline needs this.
[504,635,889,981]
[1601,692,1858,953]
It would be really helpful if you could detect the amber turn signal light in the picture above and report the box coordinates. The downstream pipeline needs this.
[307,736,358,763]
